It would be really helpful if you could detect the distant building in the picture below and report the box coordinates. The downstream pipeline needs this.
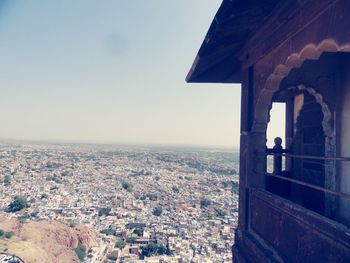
[107,250,119,261]
[128,246,139,255]
[188,0,350,262]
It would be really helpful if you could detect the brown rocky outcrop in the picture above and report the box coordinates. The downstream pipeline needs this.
[0,217,97,263]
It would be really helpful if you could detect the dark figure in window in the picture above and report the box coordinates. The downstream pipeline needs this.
[266,137,291,199]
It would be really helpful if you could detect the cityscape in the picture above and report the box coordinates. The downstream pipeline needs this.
[0,0,346,262]
[0,142,239,262]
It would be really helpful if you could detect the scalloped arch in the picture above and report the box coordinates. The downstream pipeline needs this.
[288,84,333,140]
[253,39,350,132]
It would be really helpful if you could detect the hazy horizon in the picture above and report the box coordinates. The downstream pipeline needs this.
[0,136,239,151]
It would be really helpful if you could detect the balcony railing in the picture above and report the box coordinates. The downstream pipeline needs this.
[265,137,350,200]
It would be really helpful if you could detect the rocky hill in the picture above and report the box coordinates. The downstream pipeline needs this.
[0,217,97,263]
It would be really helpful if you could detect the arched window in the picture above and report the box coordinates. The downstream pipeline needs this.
[265,52,350,226]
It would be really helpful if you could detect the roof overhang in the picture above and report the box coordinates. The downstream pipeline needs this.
[186,0,281,84]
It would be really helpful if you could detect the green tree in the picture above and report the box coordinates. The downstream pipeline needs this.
[4,175,11,186]
[115,240,126,249]
[4,231,14,239]
[0,229,4,237]
[133,228,144,237]
[153,207,162,216]
[221,181,229,188]
[100,226,116,236]
[146,193,157,201]
[211,243,218,250]
[172,186,180,193]
[230,180,239,192]
[17,213,30,222]
[98,207,111,217]
[74,245,86,262]
[141,242,167,257]
[215,208,227,218]
[8,196,28,212]
[41,193,48,199]
[30,211,39,218]
[200,198,211,208]
[155,176,160,181]
[122,182,133,192]
[126,236,136,244]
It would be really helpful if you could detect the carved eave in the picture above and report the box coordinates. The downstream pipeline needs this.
[186,0,340,84]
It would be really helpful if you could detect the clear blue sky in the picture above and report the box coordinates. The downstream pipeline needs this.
[0,0,244,147]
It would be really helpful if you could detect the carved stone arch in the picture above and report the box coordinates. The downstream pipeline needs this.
[266,83,334,145]
[252,39,350,133]
[288,84,334,143]
[290,84,336,215]
[252,40,349,215]
[289,84,336,216]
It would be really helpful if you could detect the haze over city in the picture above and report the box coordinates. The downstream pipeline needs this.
[0,0,339,262]
[0,0,246,148]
